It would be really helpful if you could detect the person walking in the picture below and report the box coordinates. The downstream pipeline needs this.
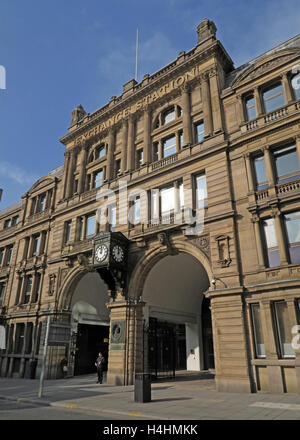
[60,357,68,379]
[94,352,105,384]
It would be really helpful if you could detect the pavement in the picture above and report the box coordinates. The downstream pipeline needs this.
[1,371,300,420]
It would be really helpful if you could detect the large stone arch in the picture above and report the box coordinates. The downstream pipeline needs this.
[58,265,91,310]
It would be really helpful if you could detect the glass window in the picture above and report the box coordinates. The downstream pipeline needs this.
[23,276,33,304]
[95,145,105,160]
[254,156,268,190]
[0,248,4,266]
[196,122,205,143]
[161,186,175,214]
[0,282,6,307]
[32,273,41,303]
[273,301,295,358]
[162,107,176,125]
[109,205,117,231]
[179,183,184,208]
[6,245,13,265]
[15,323,25,353]
[65,220,72,243]
[115,159,121,176]
[153,143,159,162]
[94,169,103,188]
[263,218,280,267]
[245,95,256,121]
[4,219,11,229]
[273,144,300,183]
[195,174,207,208]
[263,83,285,113]
[134,197,140,223]
[250,304,266,358]
[163,136,176,158]
[179,131,184,148]
[25,323,33,354]
[284,211,300,264]
[137,149,144,168]
[151,190,159,222]
[38,193,47,212]
[12,216,19,226]
[291,74,300,101]
[32,235,40,256]
[86,214,96,237]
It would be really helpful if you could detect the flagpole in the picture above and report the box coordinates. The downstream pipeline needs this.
[135,28,139,82]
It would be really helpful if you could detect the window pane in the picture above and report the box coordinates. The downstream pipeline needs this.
[285,211,300,264]
[179,132,184,148]
[86,215,96,236]
[274,302,295,357]
[0,249,4,265]
[110,205,117,230]
[161,186,174,213]
[251,304,265,357]
[246,96,256,121]
[274,145,300,181]
[65,221,72,243]
[163,107,176,125]
[137,150,143,167]
[179,183,184,207]
[263,84,285,113]
[291,74,300,100]
[6,246,13,264]
[254,156,268,189]
[134,198,141,222]
[196,175,207,208]
[163,136,176,158]
[153,143,159,161]
[0,283,5,307]
[151,191,159,221]
[94,170,103,188]
[32,236,40,255]
[196,122,205,143]
[263,219,280,267]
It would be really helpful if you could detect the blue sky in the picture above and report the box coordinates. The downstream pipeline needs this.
[0,0,300,209]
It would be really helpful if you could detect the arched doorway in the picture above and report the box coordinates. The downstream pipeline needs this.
[141,251,214,378]
[69,272,110,376]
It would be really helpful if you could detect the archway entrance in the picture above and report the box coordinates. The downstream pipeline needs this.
[70,272,110,376]
[142,252,213,379]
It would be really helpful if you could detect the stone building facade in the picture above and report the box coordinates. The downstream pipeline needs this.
[1,19,300,394]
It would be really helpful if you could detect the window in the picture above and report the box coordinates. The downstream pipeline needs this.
[291,74,300,101]
[0,282,6,307]
[195,174,208,208]
[64,220,72,243]
[163,136,176,158]
[162,107,176,125]
[15,323,25,353]
[262,83,285,113]
[137,149,144,168]
[108,204,117,231]
[37,193,47,212]
[0,248,4,266]
[32,235,40,256]
[32,273,41,303]
[245,95,256,121]
[11,216,19,226]
[161,186,175,214]
[155,105,182,128]
[254,155,268,190]
[263,218,280,267]
[179,131,184,149]
[95,144,105,160]
[115,159,121,177]
[273,301,295,358]
[6,245,13,265]
[152,182,184,220]
[273,144,300,183]
[250,304,266,358]
[23,275,33,304]
[25,323,33,355]
[86,214,96,237]
[284,211,300,264]
[153,143,159,162]
[195,121,205,143]
[94,169,103,188]
[4,219,11,229]
[130,197,141,225]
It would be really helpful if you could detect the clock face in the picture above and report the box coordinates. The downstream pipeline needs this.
[95,244,108,263]
[112,244,124,263]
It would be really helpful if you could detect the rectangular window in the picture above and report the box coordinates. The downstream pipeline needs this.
[263,218,280,267]
[254,156,268,190]
[273,144,300,183]
[23,275,33,304]
[163,136,176,158]
[65,220,72,243]
[133,197,141,223]
[86,174,91,191]
[179,131,184,149]
[94,169,103,188]
[86,214,96,237]
[284,211,300,264]
[11,216,19,226]
[25,323,33,355]
[38,193,47,212]
[273,301,295,358]
[115,159,121,177]
[162,107,176,125]
[250,303,266,358]
[245,95,256,121]
[108,205,117,231]
[32,273,41,303]
[0,248,4,266]
[291,74,300,101]
[137,149,144,168]
[0,282,6,307]
[195,174,208,208]
[161,186,175,214]
[153,143,159,162]
[195,121,205,143]
[263,83,285,113]
[15,323,25,354]
[4,219,11,229]
[32,235,40,256]
[6,245,13,265]
[95,145,105,160]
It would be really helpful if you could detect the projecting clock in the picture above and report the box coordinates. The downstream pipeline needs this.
[112,244,124,263]
[95,244,108,262]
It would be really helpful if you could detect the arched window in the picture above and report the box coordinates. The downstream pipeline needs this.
[154,105,182,129]
[88,144,106,163]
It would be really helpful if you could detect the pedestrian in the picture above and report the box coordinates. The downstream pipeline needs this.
[94,352,105,384]
[61,357,68,378]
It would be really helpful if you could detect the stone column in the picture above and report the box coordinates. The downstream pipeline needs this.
[254,87,263,116]
[251,215,265,268]
[78,144,88,194]
[143,107,151,163]
[263,146,276,186]
[62,151,70,199]
[121,120,128,173]
[126,116,135,172]
[281,72,293,104]
[65,148,77,199]
[236,94,245,125]
[272,208,289,265]
[181,84,192,146]
[106,129,115,181]
[209,68,223,134]
[201,73,213,136]
[158,140,163,160]
[175,132,180,153]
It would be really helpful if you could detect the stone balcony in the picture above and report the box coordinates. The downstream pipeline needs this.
[26,208,51,224]
[255,176,300,204]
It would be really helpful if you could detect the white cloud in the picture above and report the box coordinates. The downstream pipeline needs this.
[0,161,39,185]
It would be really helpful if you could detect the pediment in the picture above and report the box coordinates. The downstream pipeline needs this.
[28,176,55,194]
[233,49,300,87]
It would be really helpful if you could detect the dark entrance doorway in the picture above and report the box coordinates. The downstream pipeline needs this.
[202,297,215,370]
[74,324,109,376]
[145,318,186,379]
